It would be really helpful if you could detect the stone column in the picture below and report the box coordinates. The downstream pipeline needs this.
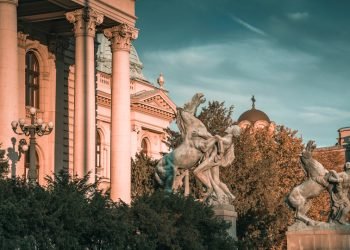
[104,24,138,203]
[0,0,18,152]
[66,9,103,181]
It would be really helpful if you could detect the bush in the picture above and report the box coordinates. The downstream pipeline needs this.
[0,170,235,249]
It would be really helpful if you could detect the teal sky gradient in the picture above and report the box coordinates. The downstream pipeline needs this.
[133,0,350,147]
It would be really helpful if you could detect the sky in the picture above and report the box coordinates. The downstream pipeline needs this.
[133,0,350,147]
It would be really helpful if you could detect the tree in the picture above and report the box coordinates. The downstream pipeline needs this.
[198,101,234,136]
[127,191,236,250]
[0,170,235,249]
[221,126,304,249]
[163,100,307,248]
[131,153,157,199]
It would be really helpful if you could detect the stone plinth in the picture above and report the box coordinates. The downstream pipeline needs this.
[287,222,350,250]
[213,204,237,240]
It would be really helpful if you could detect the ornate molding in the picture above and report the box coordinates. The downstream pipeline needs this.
[65,8,103,38]
[104,24,138,52]
[17,32,29,48]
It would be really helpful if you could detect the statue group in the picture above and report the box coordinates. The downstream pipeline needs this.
[155,92,350,228]
[155,93,240,205]
[287,140,350,226]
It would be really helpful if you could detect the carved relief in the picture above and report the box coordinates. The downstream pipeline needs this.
[104,24,138,52]
[66,8,104,37]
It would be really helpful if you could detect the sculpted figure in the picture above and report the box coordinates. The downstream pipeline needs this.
[155,93,237,205]
[328,162,350,225]
[287,140,331,226]
[154,93,210,193]
[193,125,240,204]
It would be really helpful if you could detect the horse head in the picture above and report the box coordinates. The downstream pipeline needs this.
[177,107,207,140]
[183,93,206,115]
[300,140,328,178]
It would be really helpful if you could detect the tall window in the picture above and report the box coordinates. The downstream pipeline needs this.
[25,51,40,108]
[141,138,149,156]
[96,132,102,177]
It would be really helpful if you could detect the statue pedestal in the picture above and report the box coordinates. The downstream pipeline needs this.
[287,222,350,250]
[213,204,237,240]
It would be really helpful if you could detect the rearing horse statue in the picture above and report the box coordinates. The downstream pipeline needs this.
[155,93,212,193]
[287,140,331,226]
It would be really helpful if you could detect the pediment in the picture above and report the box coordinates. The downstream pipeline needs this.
[131,90,177,119]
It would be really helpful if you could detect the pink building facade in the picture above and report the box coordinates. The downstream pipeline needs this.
[0,0,176,203]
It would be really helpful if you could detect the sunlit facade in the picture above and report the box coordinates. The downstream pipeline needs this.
[0,0,175,203]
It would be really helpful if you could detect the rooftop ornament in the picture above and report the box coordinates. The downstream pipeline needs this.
[157,73,164,89]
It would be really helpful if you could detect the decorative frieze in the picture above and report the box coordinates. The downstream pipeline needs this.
[97,95,111,108]
[65,8,103,37]
[104,24,138,52]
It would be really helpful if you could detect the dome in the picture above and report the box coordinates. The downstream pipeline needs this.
[238,109,270,123]
[237,96,270,123]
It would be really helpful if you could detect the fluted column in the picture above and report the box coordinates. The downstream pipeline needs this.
[66,9,103,181]
[104,24,138,203]
[0,0,18,152]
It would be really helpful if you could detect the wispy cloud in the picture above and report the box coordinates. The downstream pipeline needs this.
[287,12,309,21]
[140,38,349,146]
[231,15,267,36]
[299,106,350,123]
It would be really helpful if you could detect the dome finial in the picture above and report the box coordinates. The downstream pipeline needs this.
[251,95,256,109]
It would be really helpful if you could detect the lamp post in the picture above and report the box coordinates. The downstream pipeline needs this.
[11,107,53,184]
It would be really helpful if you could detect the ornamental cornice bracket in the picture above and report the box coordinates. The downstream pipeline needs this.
[104,24,138,52]
[65,8,104,37]
[17,31,29,48]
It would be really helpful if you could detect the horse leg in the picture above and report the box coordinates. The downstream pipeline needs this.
[288,188,316,226]
[162,153,176,193]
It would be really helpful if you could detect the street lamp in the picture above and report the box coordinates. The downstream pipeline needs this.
[11,107,54,184]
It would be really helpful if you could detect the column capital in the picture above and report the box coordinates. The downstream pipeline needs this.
[104,24,138,52]
[0,0,18,5]
[66,8,103,37]
[17,32,28,48]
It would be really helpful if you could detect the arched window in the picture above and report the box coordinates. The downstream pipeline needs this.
[96,132,101,170]
[24,147,39,180]
[141,138,149,156]
[25,51,40,108]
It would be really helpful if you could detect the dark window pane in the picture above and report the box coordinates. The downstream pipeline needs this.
[25,52,39,108]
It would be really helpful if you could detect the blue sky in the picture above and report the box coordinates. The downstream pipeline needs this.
[133,0,350,147]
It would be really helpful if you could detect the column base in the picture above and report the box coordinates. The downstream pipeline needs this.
[213,204,237,240]
[287,221,350,250]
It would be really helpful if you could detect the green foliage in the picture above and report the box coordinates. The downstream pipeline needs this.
[198,101,234,136]
[0,169,234,249]
[131,153,157,199]
[164,127,182,150]
[128,191,236,250]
